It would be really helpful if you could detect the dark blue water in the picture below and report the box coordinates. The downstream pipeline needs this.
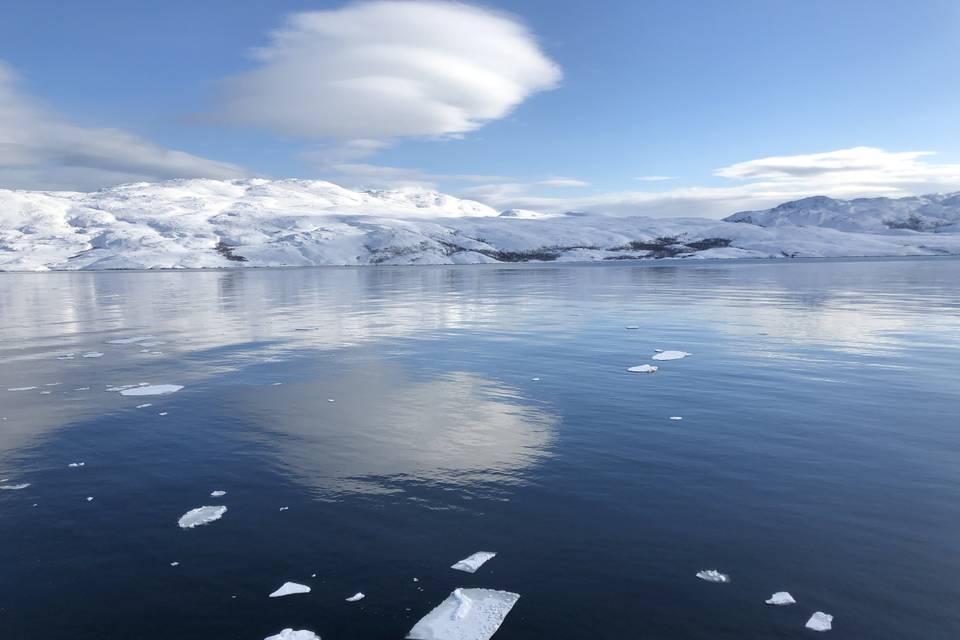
[1,258,959,639]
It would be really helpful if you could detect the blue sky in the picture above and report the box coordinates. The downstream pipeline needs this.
[2,0,959,216]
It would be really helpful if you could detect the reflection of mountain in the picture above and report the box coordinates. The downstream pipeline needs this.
[230,367,557,498]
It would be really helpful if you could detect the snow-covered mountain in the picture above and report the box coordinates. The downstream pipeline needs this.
[1,178,959,271]
[725,192,960,232]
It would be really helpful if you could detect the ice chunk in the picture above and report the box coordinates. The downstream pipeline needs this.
[626,325,639,329]
[119,384,183,396]
[327,399,335,402]
[345,592,365,602]
[178,505,227,529]
[531,377,540,381]
[74,387,90,391]
[7,386,38,391]
[669,416,683,421]
[106,335,155,344]
[82,352,104,358]
[269,582,311,598]
[170,561,179,567]
[765,591,796,606]
[210,490,226,497]
[136,403,152,408]
[264,630,320,640]
[627,365,658,373]
[57,354,75,360]
[86,496,94,501]
[158,412,168,416]
[0,483,30,490]
[68,462,85,468]
[696,570,729,583]
[805,612,833,631]
[407,588,520,640]
[279,506,289,511]
[652,350,691,361]
[451,551,496,574]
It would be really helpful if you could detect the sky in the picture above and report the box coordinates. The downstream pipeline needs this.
[1,0,959,217]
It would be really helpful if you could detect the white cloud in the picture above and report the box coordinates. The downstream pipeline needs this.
[0,61,247,191]
[463,147,960,218]
[218,1,561,143]
[635,175,676,181]
[535,177,589,188]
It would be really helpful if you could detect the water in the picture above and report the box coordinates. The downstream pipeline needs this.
[1,258,959,639]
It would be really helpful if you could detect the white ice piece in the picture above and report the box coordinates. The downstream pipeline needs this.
[805,612,833,631]
[158,412,169,416]
[669,416,683,421]
[119,384,183,396]
[264,630,320,640]
[178,505,227,529]
[7,387,37,391]
[82,352,104,358]
[68,462,85,468]
[86,496,94,501]
[210,490,226,497]
[652,350,691,361]
[696,570,729,583]
[136,403,152,408]
[0,483,30,490]
[627,365,658,373]
[407,588,520,640]
[269,582,311,598]
[451,551,496,574]
[626,325,639,329]
[170,561,179,567]
[765,592,796,606]
[345,592,365,602]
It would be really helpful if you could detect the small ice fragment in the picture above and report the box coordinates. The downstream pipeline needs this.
[765,591,796,606]
[210,490,226,497]
[7,386,38,392]
[82,352,104,358]
[178,505,227,529]
[57,354,75,360]
[652,350,691,361]
[106,335,155,344]
[158,412,168,416]
[119,384,183,396]
[0,483,30,490]
[413,577,419,582]
[627,364,658,373]
[696,570,729,583]
[327,398,334,402]
[407,588,520,640]
[669,416,683,421]
[269,582,311,598]
[74,387,90,391]
[136,403,152,408]
[345,592,365,602]
[40,390,52,395]
[264,630,320,640]
[531,377,540,381]
[279,506,289,511]
[68,462,85,468]
[626,325,639,329]
[46,382,61,386]
[170,561,179,567]
[451,551,496,574]
[310,573,316,578]
[272,382,283,386]
[86,496,94,501]
[805,611,833,631]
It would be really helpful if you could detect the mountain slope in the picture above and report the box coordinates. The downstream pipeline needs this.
[2,179,959,271]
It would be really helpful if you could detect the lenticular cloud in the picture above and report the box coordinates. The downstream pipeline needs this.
[219,1,562,141]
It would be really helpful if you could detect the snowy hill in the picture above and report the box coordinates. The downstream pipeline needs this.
[1,178,959,271]
[725,192,960,232]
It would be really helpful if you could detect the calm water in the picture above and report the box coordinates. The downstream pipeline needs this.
[1,258,959,639]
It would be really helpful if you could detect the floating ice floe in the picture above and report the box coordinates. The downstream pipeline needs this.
[408,588,520,640]
[272,382,283,386]
[158,412,168,416]
[57,354,75,360]
[696,570,729,583]
[106,335,155,344]
[0,483,30,490]
[327,399,335,402]
[531,377,540,381]
[269,582,311,598]
[451,551,497,574]
[7,386,38,392]
[627,365,658,373]
[86,496,94,501]
[40,391,52,395]
[765,591,796,606]
[136,403,152,408]
[279,506,289,511]
[805,611,833,631]
[178,505,227,529]
[210,490,226,497]
[119,384,183,396]
[651,351,691,361]
[264,629,320,640]
[669,416,683,421]
[74,387,90,391]
[170,561,179,567]
[68,462,85,468]
[82,352,104,358]
[345,592,365,602]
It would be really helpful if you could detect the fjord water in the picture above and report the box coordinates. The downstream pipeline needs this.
[1,258,958,640]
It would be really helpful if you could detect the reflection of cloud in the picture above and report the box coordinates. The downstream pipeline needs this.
[233,367,556,498]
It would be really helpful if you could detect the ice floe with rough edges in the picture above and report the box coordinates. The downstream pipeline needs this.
[627,364,658,373]
[651,350,691,361]
[806,611,833,631]
[407,588,520,640]
[269,582,311,598]
[765,591,796,605]
[119,384,183,396]
[345,592,365,602]
[264,630,320,640]
[451,551,497,574]
[210,490,226,497]
[696,570,729,583]
[177,505,227,528]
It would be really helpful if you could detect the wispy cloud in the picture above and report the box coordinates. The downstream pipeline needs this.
[634,175,676,182]
[0,61,247,191]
